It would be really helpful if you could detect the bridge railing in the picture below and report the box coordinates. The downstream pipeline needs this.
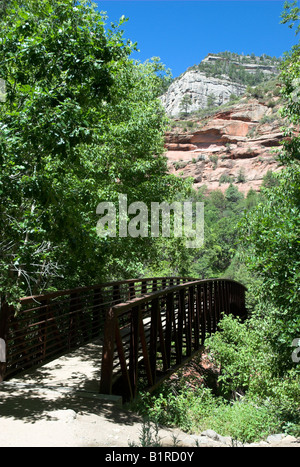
[99,279,247,400]
[0,277,193,381]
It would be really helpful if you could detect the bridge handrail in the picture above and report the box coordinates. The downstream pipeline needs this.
[109,278,247,315]
[100,278,247,400]
[18,276,195,304]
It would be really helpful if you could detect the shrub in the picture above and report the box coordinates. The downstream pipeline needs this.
[131,366,285,443]
[237,168,246,183]
[219,173,234,185]
[209,154,218,169]
[206,314,275,397]
[210,400,280,443]
[206,313,300,437]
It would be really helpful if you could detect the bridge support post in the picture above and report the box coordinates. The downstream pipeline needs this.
[149,298,159,384]
[165,292,174,368]
[99,307,116,395]
[129,306,140,399]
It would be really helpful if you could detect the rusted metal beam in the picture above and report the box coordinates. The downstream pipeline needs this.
[99,307,117,395]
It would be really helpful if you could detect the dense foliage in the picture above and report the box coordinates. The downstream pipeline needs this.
[0,0,190,305]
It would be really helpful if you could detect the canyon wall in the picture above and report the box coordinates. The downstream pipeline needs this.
[164,97,284,194]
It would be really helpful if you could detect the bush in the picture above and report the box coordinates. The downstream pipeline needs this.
[206,313,300,437]
[237,169,246,183]
[132,370,285,443]
[219,173,234,185]
[209,154,218,169]
[130,312,300,443]
[206,314,275,397]
[215,401,280,443]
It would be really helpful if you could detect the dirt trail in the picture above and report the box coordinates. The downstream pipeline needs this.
[0,340,299,448]
[0,384,299,447]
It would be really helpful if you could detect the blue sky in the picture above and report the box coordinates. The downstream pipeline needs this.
[95,0,299,78]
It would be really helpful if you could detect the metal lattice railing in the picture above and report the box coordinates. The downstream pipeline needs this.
[0,277,193,381]
[99,278,247,400]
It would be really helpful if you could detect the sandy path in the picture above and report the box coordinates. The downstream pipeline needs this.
[0,340,299,448]
[0,339,182,447]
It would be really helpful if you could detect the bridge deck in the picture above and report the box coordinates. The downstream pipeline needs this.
[0,338,123,405]
[0,310,177,407]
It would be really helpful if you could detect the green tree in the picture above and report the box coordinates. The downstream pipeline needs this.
[0,0,189,305]
[206,93,216,108]
[182,185,248,280]
[238,5,300,369]
[281,0,300,35]
[279,3,300,164]
[179,94,192,115]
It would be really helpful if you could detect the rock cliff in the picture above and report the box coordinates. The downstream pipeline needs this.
[165,96,285,194]
[160,69,246,117]
[160,52,280,118]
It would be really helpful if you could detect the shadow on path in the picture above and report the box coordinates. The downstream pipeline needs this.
[0,338,141,427]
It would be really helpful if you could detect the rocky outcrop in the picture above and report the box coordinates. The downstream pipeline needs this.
[165,97,285,194]
[160,53,279,117]
[160,70,246,117]
[202,53,279,76]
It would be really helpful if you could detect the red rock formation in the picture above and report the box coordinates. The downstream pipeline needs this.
[165,98,285,194]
